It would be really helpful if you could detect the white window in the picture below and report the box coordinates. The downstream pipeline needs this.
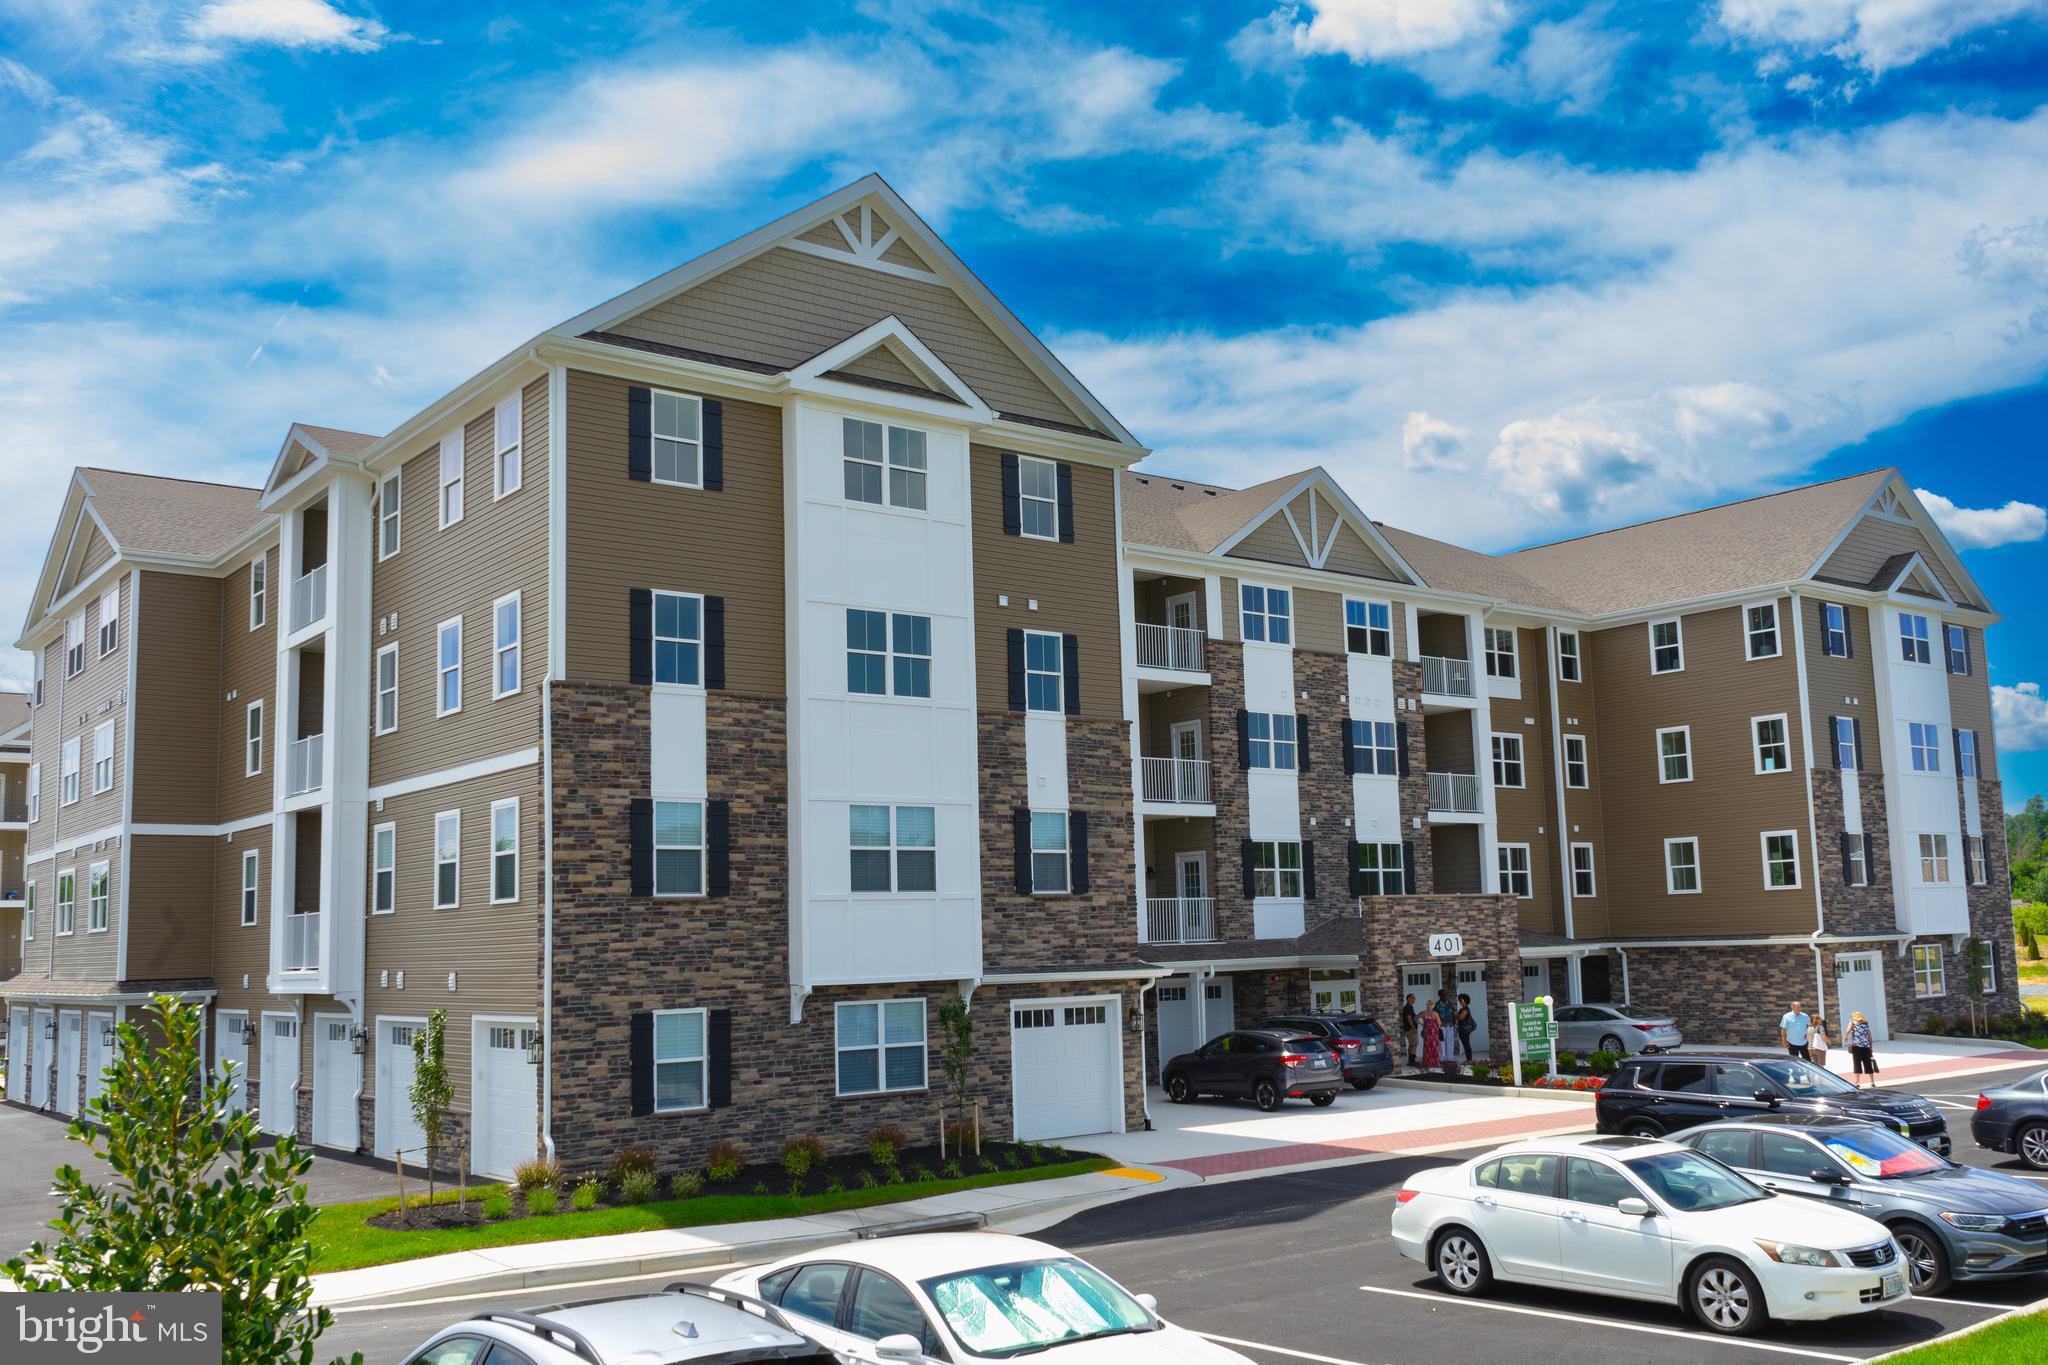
[1346,599,1392,656]
[654,800,705,897]
[250,553,269,629]
[434,810,460,909]
[841,418,927,511]
[378,472,401,559]
[493,593,521,698]
[652,1008,709,1111]
[1556,630,1581,682]
[1908,721,1940,773]
[61,736,80,806]
[372,824,395,915]
[1352,842,1403,896]
[493,391,522,498]
[1831,716,1857,770]
[437,617,463,716]
[87,860,109,932]
[652,390,703,487]
[1570,843,1596,898]
[1497,844,1532,898]
[98,584,120,656]
[1348,719,1398,776]
[22,881,33,940]
[1664,838,1701,894]
[1030,812,1070,893]
[241,850,260,926]
[1898,611,1931,664]
[1023,630,1064,713]
[1240,584,1292,644]
[1945,623,1971,675]
[91,721,114,794]
[846,610,932,698]
[438,428,465,528]
[1917,833,1950,884]
[1246,712,1297,770]
[1911,943,1945,998]
[1957,729,1978,779]
[1491,733,1524,788]
[1975,939,1998,994]
[1820,602,1847,657]
[1250,841,1304,899]
[65,612,85,677]
[375,643,399,735]
[490,798,519,903]
[56,870,74,935]
[1742,600,1779,660]
[653,591,702,686]
[1845,835,1868,888]
[245,701,263,777]
[1563,734,1589,789]
[1967,835,1987,886]
[1484,627,1516,678]
[849,805,937,893]
[1017,455,1060,540]
[1649,617,1683,674]
[835,999,927,1096]
[27,762,39,822]
[1762,830,1801,889]
[32,648,43,706]
[1752,715,1791,774]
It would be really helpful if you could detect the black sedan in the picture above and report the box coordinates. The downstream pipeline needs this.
[1974,1066,2048,1170]
[1595,1053,1950,1153]
[1162,1029,1344,1110]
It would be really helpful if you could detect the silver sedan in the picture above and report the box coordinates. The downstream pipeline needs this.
[1554,1003,1683,1055]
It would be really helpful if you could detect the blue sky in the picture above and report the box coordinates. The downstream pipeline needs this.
[1,0,2046,801]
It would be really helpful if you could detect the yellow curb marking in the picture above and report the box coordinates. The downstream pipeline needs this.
[1102,1167,1166,1182]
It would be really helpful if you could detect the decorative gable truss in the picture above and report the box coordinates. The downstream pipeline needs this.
[785,316,994,423]
[1214,470,1421,585]
[785,203,938,283]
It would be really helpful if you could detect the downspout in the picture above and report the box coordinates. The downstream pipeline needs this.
[1616,947,1630,1006]
[537,353,566,1164]
[1136,976,1157,1131]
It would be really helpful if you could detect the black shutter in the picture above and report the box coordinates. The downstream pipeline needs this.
[1953,727,1963,774]
[1341,719,1356,776]
[1301,842,1317,901]
[1843,609,1854,658]
[1348,844,1364,896]
[706,799,731,897]
[1863,833,1876,882]
[1401,839,1418,894]
[704,595,726,690]
[1817,601,1833,656]
[1236,708,1251,769]
[1851,717,1865,771]
[1068,810,1089,893]
[629,798,654,897]
[1397,719,1411,777]
[628,588,653,686]
[1828,716,1843,769]
[1006,630,1025,711]
[1960,629,1971,675]
[1000,452,1021,536]
[1062,633,1080,716]
[628,1011,653,1116]
[1241,838,1257,899]
[708,1010,733,1108]
[627,386,652,482]
[1840,831,1855,884]
[1296,717,1310,773]
[1055,461,1075,544]
[1014,808,1033,895]
[701,399,724,490]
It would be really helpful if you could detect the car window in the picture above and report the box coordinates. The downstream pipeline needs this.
[782,1263,852,1325]
[1607,1062,1644,1090]
[1474,1159,1502,1188]
[410,1339,488,1365]
[1818,1126,1949,1179]
[1556,1007,1592,1023]
[1494,1153,1558,1198]
[1237,1034,1271,1055]
[1199,1036,1231,1058]
[1713,1063,1768,1098]
[1693,1130,1755,1169]
[1653,1062,1712,1094]
[759,1268,798,1304]
[1754,1058,1858,1097]
[1337,1019,1384,1039]
[1758,1132,1826,1178]
[1566,1157,1641,1208]
[1626,1151,1769,1212]
[480,1346,535,1365]
[849,1270,938,1351]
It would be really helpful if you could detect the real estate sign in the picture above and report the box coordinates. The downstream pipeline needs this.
[1511,998,1556,1087]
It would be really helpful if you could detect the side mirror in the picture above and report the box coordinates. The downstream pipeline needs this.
[875,1335,926,1362]
[1617,1197,1652,1217]
[1753,1088,1780,1107]
[1135,1292,1159,1315]
[1810,1168,1850,1186]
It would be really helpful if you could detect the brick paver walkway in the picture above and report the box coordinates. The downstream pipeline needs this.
[1156,1107,1594,1177]
[1827,1048,2045,1087]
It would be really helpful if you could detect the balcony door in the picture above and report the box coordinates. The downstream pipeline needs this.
[1166,592,1197,631]
[1175,852,1206,901]
[1170,720,1202,763]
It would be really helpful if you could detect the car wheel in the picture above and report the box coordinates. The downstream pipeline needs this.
[1165,1073,1191,1103]
[1351,1077,1379,1091]
[1311,1091,1337,1107]
[2017,1122,2048,1171]
[1432,1227,1493,1296]
[1599,1033,1626,1055]
[1621,1118,1663,1139]
[1688,1257,1767,1336]
[1892,1222,1952,1296]
[1253,1078,1281,1112]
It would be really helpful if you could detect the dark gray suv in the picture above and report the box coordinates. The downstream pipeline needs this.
[1257,1013,1395,1089]
[1162,1029,1344,1110]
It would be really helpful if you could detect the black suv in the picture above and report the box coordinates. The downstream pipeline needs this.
[1162,1029,1345,1110]
[1596,1053,1949,1153]
[1257,1013,1395,1090]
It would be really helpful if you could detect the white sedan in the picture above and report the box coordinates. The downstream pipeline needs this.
[1391,1134,1910,1336]
[715,1231,1252,1362]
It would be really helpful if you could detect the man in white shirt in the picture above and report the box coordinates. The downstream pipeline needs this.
[1779,1001,1812,1060]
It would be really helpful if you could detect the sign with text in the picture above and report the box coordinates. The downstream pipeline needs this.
[5,1294,220,1363]
[1426,933,1463,958]
[1511,999,1555,1087]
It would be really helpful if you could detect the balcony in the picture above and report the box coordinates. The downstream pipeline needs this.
[1146,897,1216,944]
[290,563,328,633]
[1135,623,1206,674]
[282,911,321,972]
[1140,756,1211,805]
[286,733,324,797]
[1427,770,1482,813]
[1420,655,1475,698]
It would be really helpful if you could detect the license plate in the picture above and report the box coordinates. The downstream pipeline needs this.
[1881,1273,1904,1299]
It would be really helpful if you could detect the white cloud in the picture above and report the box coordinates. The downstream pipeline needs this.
[1487,406,1655,517]
[1718,0,2048,74]
[1401,411,1468,471]
[186,0,387,53]
[1995,681,2048,752]
[1915,489,2048,549]
[1285,0,1508,61]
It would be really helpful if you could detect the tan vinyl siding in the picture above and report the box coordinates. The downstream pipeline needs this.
[1424,711,1476,774]
[1416,612,1468,660]
[1803,597,1884,774]
[1947,625,1995,782]
[26,637,61,858]
[1293,588,1344,655]
[1551,627,1610,937]
[1143,818,1214,899]
[2,770,28,824]
[796,219,853,250]
[132,572,222,824]
[611,246,1089,430]
[972,450,1121,718]
[833,345,933,391]
[217,547,278,823]
[563,369,784,693]
[39,575,130,840]
[1820,515,1968,603]
[38,847,121,983]
[209,826,272,1008]
[1324,523,1400,582]
[1134,576,1206,629]
[1228,512,1310,569]
[74,526,114,587]
[1432,824,1483,894]
[1139,688,1209,760]
[1218,577,1240,642]
[880,235,931,270]
[1491,640,1562,935]
[126,835,214,980]
[371,377,549,785]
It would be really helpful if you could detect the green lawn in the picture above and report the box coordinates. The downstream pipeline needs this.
[312,1157,1112,1273]
[1877,1309,2047,1364]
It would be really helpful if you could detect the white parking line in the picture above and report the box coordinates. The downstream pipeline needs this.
[1933,1297,2032,1312]
[1355,1286,1858,1361]
[1197,1334,1376,1365]
[1928,1100,1978,1110]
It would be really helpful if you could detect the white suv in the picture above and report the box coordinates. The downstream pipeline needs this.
[400,1285,853,1365]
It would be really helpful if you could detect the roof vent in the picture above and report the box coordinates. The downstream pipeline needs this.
[1203,489,1218,496]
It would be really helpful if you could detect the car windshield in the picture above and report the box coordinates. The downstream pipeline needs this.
[1625,1151,1770,1212]
[922,1258,1154,1358]
[1753,1059,1859,1097]
[1818,1126,1950,1179]
[1611,1005,1667,1021]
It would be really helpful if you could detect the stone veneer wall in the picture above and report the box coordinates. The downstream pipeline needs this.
[1964,779,2022,1020]
[1294,651,1364,927]
[1811,768,1895,938]
[1206,648,1252,941]
[1392,662,1434,894]
[1356,894,1520,1060]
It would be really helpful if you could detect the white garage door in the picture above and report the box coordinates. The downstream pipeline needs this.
[215,1011,248,1116]
[259,1015,299,1137]
[376,1019,426,1162]
[1152,977,1234,1083]
[1011,999,1121,1143]
[473,1021,538,1180]
[8,1005,30,1103]
[311,1015,359,1151]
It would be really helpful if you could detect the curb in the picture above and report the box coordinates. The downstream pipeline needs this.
[1857,1293,2045,1363]
[1378,1077,1598,1104]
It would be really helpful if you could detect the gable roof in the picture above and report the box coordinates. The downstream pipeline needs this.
[1375,525,1573,611]
[1122,466,1421,584]
[79,468,266,560]
[259,421,380,503]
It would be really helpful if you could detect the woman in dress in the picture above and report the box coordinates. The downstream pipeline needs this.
[1847,1011,1878,1088]
[1809,1015,1832,1068]
[1420,1004,1443,1074]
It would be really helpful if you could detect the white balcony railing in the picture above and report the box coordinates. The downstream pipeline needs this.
[282,912,321,972]
[286,733,324,797]
[1135,623,1206,673]
[1427,770,1482,813]
[1140,756,1211,805]
[290,563,328,633]
[1420,655,1475,698]
[1146,897,1216,944]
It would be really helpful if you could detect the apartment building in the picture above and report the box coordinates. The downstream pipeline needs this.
[1,175,2018,1175]
[0,693,25,979]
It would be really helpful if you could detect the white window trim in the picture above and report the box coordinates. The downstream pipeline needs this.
[22,879,33,939]
[436,616,463,717]
[27,762,39,823]
[375,642,399,736]
[652,1006,710,1113]
[56,870,75,936]
[1907,721,1941,774]
[1664,837,1702,895]
[1496,843,1533,899]
[61,735,81,806]
[241,849,260,927]
[492,591,522,699]
[1845,835,1869,888]
[1029,810,1070,896]
[438,427,465,529]
[1968,834,1988,886]
[1562,733,1589,789]
[249,553,268,629]
[65,612,85,677]
[493,391,523,500]
[378,471,402,560]
[849,805,938,895]
[1898,611,1932,665]
[434,809,461,910]
[87,859,109,933]
[372,822,396,915]
[1239,582,1293,647]
[1760,829,1802,890]
[1820,601,1847,657]
[834,998,929,1097]
[1022,629,1064,715]
[489,797,520,905]
[1484,626,1517,679]
[1911,943,1946,998]
[1751,713,1792,776]
[1742,599,1781,661]
[651,389,705,490]
[652,589,705,689]
[1648,617,1684,674]
[1246,712,1298,772]
[1249,840,1305,900]
[1017,453,1061,541]
[1917,832,1952,885]
[1344,597,1394,657]
[1945,623,1971,676]
[1569,842,1597,898]
[91,720,114,795]
[245,700,263,777]
[1491,732,1525,789]
[653,799,706,898]
[1556,629,1581,682]
[1957,729,1978,780]
[98,585,120,657]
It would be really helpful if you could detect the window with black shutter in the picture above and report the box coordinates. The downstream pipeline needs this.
[707,800,731,896]
[1402,839,1418,894]
[1000,452,1022,536]
[1241,838,1257,899]
[1296,717,1311,773]
[1068,810,1090,893]
[1301,842,1316,900]
[1062,633,1080,716]
[1397,719,1411,777]
[629,1011,653,1115]
[1014,808,1033,895]
[708,1010,733,1108]
[1236,708,1251,769]
[627,387,653,482]
[628,588,654,685]
[1055,462,1075,543]
[704,596,727,689]
[629,797,654,896]
[702,399,724,490]
[1007,629,1026,711]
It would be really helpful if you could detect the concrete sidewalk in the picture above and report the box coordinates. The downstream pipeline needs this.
[1706,1032,2046,1086]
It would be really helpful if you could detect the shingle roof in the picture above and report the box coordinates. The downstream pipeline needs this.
[79,468,266,559]
[1120,469,1314,554]
[0,691,27,737]
[296,424,379,457]
[1376,525,1573,611]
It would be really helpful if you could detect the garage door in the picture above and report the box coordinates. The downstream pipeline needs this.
[375,1019,426,1162]
[215,1011,248,1115]
[473,1022,538,1180]
[1011,999,1121,1143]
[8,1006,30,1103]
[1153,977,1234,1082]
[259,1016,299,1137]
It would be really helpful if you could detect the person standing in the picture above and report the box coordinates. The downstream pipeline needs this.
[1847,1012,1879,1087]
[1809,1015,1832,1067]
[1400,994,1419,1066]
[1454,993,1477,1063]
[1420,1005,1443,1075]
[1780,1000,1812,1060]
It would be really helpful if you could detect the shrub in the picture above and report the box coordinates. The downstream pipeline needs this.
[943,1120,977,1154]
[942,1159,964,1180]
[2025,926,2041,961]
[620,1170,658,1204]
[1924,1017,1950,1036]
[1001,1147,1023,1169]
[707,1139,745,1184]
[482,1192,513,1220]
[979,1158,998,1174]
[1556,1051,1579,1072]
[857,1170,879,1189]
[669,1172,703,1200]
[868,1126,907,1168]
[513,1157,561,1194]
[751,1181,770,1196]
[525,1186,558,1215]
[607,1145,657,1186]
[1469,1063,1492,1082]
[910,1165,937,1182]
[824,1175,845,1194]
[572,1179,600,1211]
[1589,1049,1621,1074]
[782,1135,827,1182]
[1520,1062,1548,1083]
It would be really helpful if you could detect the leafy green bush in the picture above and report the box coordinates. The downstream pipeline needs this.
[857,1169,879,1189]
[910,1165,936,1182]
[1556,1051,1579,1072]
[482,1192,513,1220]
[525,1186,558,1215]
[1589,1049,1621,1074]
[572,1179,600,1211]
[1469,1062,1492,1082]
[513,1157,561,1194]
[942,1159,964,1180]
[782,1135,827,1182]
[607,1145,657,1186]
[620,1170,658,1204]
[751,1181,770,1196]
[824,1175,845,1194]
[944,1120,976,1153]
[707,1140,745,1184]
[669,1172,703,1199]
[1521,1061,1548,1082]
[868,1126,906,1168]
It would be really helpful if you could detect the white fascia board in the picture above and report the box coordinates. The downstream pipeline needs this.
[536,335,782,401]
[792,377,988,426]
[786,314,992,417]
[1207,470,1425,589]
[351,348,552,482]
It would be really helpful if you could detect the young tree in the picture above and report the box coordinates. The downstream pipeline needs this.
[1964,939,1990,1036]
[409,1008,454,1206]
[3,996,361,1365]
[935,995,975,1135]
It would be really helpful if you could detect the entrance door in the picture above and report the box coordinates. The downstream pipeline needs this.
[311,1014,359,1151]
[55,1011,81,1115]
[32,1008,55,1107]
[84,1011,113,1109]
[1170,721,1202,763]
[1166,593,1197,632]
[216,1011,248,1115]
[474,1021,539,1181]
[1834,953,1889,1043]
[376,1019,426,1161]
[1522,960,1551,1004]
[259,1015,300,1136]
[1456,965,1490,1058]
[1312,975,1362,1013]
[1404,965,1441,1007]
[6,1006,27,1103]
[1011,999,1122,1142]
